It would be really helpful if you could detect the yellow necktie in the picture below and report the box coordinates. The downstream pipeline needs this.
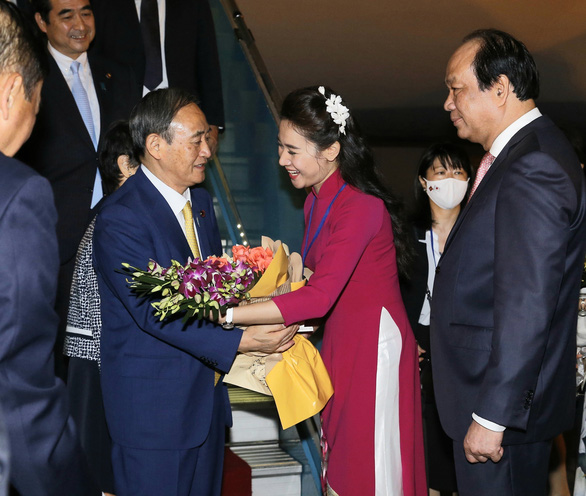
[182,201,220,386]
[182,201,201,260]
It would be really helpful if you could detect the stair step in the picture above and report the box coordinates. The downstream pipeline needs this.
[231,444,302,476]
[231,444,302,495]
[228,385,274,409]
[230,408,280,444]
[228,387,302,494]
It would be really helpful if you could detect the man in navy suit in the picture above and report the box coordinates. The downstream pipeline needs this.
[17,0,140,378]
[0,2,98,494]
[431,29,586,495]
[93,88,297,495]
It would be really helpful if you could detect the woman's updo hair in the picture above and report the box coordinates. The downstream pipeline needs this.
[280,85,348,152]
[280,86,414,280]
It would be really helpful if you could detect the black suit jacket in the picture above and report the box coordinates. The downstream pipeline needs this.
[431,115,586,445]
[0,153,99,495]
[17,51,139,266]
[401,226,431,350]
[91,0,225,127]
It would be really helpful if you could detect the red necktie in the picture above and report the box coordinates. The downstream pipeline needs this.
[469,152,495,199]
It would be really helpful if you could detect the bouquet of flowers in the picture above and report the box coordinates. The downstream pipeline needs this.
[123,237,333,429]
[223,237,304,395]
[224,237,333,429]
[121,246,274,322]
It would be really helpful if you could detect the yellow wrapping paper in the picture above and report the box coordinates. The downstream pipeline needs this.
[223,237,333,428]
[266,334,334,430]
[290,280,306,292]
[248,243,289,298]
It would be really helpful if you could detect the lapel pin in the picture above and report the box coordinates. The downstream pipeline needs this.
[200,210,206,218]
[105,73,112,79]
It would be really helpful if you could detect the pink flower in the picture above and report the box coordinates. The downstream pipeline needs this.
[247,246,273,273]
[232,245,250,264]
[230,245,274,272]
[206,256,230,268]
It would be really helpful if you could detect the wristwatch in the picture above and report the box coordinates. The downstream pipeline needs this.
[222,307,235,330]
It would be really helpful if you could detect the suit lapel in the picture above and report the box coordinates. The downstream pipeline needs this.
[134,170,193,264]
[89,55,112,141]
[44,56,95,149]
[123,0,141,32]
[164,0,183,82]
[440,118,542,261]
[441,152,505,258]
[132,171,219,263]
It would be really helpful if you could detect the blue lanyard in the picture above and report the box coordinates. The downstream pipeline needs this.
[430,228,438,268]
[302,183,347,266]
[426,228,440,303]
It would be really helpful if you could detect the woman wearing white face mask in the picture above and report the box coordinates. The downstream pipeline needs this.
[401,142,472,496]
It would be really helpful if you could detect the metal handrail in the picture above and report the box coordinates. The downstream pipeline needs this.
[218,0,282,123]
[208,155,248,247]
[213,3,323,493]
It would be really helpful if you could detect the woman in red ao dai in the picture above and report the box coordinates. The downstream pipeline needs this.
[222,86,426,495]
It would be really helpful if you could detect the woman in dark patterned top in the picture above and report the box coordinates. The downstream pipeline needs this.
[64,121,139,496]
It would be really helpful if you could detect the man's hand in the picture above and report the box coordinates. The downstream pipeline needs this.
[463,420,504,463]
[238,324,298,354]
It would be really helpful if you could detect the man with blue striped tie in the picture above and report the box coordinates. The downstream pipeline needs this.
[17,0,140,379]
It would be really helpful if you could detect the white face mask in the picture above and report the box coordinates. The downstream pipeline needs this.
[424,178,469,210]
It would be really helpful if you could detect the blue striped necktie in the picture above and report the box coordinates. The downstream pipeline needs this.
[70,60,103,207]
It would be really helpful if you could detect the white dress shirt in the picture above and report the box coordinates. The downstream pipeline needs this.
[47,43,101,141]
[134,0,170,96]
[141,165,203,251]
[418,229,441,327]
[489,107,542,159]
[472,106,542,433]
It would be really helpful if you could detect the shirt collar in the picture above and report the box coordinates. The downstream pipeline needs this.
[141,164,191,215]
[47,42,89,75]
[489,107,542,158]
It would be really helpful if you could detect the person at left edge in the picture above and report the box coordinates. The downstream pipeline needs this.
[16,0,140,379]
[0,1,99,494]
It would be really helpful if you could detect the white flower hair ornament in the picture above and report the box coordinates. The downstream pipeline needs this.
[318,86,350,135]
